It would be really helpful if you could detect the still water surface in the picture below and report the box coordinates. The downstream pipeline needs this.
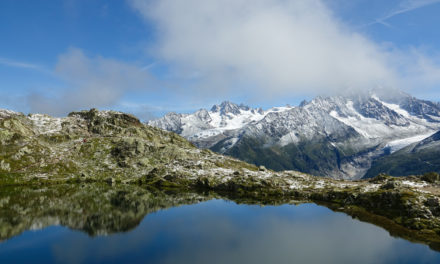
[1,198,440,264]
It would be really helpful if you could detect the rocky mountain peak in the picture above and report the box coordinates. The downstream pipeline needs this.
[211,101,241,115]
[299,100,308,107]
[210,101,255,115]
[194,109,212,122]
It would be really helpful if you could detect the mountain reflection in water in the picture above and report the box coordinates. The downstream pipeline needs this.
[0,184,440,264]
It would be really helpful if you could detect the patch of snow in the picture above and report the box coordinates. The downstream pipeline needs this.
[385,132,436,153]
[279,132,300,146]
[329,110,370,138]
[401,180,428,188]
[289,181,304,190]
[372,94,410,118]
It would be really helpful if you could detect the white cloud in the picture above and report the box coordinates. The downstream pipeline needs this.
[129,0,440,101]
[130,0,396,97]
[28,48,154,116]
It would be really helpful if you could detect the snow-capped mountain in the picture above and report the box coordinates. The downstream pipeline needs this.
[148,91,440,179]
[148,101,293,148]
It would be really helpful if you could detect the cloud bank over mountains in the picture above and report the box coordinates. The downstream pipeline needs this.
[130,0,440,98]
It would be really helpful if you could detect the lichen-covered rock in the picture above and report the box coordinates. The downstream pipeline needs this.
[0,160,10,172]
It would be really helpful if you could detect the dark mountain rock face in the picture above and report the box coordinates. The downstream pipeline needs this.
[400,98,440,121]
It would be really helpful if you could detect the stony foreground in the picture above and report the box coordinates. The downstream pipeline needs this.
[1,108,440,249]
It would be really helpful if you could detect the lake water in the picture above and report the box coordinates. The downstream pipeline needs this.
[1,191,440,264]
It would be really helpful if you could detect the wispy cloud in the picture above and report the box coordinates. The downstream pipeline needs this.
[371,0,440,27]
[28,48,157,116]
[141,62,157,71]
[0,57,51,74]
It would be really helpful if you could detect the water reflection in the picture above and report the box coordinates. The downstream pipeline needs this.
[1,184,440,263]
[0,184,208,240]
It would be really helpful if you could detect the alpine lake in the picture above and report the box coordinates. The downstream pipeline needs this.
[0,183,439,264]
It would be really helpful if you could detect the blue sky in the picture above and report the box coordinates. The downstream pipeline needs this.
[1,0,440,119]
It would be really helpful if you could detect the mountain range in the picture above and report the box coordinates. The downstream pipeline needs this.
[148,90,440,179]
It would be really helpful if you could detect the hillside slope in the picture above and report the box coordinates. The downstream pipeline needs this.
[365,131,440,178]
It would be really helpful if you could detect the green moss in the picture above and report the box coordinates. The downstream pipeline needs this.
[422,172,440,183]
[369,173,393,183]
